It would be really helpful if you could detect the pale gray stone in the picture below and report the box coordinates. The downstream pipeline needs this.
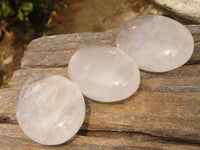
[68,45,140,102]
[117,15,194,72]
[16,74,85,145]
[154,0,200,23]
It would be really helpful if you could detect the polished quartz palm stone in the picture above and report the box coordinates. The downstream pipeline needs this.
[68,45,140,102]
[117,15,194,72]
[16,75,85,145]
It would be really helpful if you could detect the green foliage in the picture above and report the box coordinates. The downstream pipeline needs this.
[0,2,11,20]
[0,0,64,36]
[0,0,50,22]
[18,1,33,21]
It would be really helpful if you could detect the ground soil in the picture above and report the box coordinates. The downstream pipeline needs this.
[0,0,167,88]
[53,0,166,34]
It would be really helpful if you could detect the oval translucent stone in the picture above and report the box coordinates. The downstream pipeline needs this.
[16,75,85,145]
[117,15,194,72]
[68,45,140,102]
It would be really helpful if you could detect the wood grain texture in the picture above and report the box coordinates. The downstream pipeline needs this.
[1,65,200,143]
[0,25,200,149]
[0,124,200,150]
[9,65,200,92]
[21,29,118,68]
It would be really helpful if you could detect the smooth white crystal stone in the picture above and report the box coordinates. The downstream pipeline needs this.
[117,15,194,72]
[16,75,85,145]
[68,45,140,102]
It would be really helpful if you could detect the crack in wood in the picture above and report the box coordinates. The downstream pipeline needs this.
[0,116,17,125]
[1,116,199,146]
[77,130,200,146]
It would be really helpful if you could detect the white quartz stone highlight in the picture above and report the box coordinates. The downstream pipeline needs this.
[16,74,85,145]
[68,45,140,102]
[117,15,194,72]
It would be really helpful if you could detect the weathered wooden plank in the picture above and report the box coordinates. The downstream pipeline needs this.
[0,88,17,124]
[21,26,200,68]
[9,65,200,92]
[1,88,200,140]
[21,31,117,68]
[9,68,68,89]
[1,64,200,142]
[0,124,199,150]
[27,29,118,52]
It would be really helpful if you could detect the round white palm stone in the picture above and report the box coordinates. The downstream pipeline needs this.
[68,45,140,102]
[117,15,194,72]
[16,74,85,145]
